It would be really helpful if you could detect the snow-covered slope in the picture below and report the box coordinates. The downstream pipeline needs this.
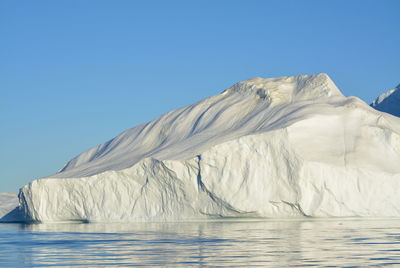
[371,84,400,116]
[19,74,400,222]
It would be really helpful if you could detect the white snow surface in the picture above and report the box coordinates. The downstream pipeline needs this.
[371,84,400,117]
[19,73,400,222]
[0,193,19,219]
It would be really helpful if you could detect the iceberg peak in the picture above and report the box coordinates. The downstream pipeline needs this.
[224,73,343,104]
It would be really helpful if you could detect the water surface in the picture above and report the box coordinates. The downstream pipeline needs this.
[1,219,400,267]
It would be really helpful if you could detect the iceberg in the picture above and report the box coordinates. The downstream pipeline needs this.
[19,74,400,222]
[0,192,23,222]
[371,84,400,117]
[0,192,18,217]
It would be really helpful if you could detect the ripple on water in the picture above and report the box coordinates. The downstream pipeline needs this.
[1,219,400,267]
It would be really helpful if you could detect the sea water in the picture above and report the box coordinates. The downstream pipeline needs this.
[1,219,400,267]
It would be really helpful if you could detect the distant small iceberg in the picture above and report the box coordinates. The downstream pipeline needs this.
[371,83,400,117]
[0,192,24,222]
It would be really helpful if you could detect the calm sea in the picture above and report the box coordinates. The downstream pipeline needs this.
[1,219,400,267]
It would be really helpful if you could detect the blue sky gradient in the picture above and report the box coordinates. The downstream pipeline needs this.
[1,0,399,192]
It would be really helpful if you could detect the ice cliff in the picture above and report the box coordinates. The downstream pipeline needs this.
[371,84,400,117]
[19,74,400,222]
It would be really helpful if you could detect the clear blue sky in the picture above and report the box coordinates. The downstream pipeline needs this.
[1,0,399,193]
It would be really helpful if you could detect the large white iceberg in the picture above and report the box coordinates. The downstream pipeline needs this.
[371,84,400,117]
[19,74,400,222]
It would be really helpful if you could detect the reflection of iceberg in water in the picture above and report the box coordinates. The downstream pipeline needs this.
[1,219,398,266]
